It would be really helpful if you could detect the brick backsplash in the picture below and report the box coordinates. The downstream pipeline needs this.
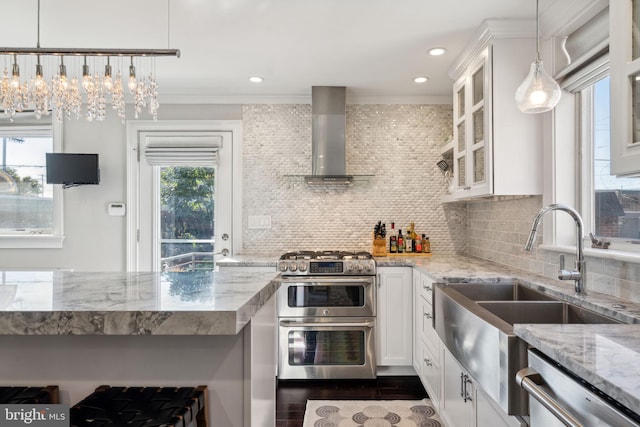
[467,196,640,303]
[241,104,466,255]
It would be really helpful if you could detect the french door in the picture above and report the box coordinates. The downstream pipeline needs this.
[127,121,237,272]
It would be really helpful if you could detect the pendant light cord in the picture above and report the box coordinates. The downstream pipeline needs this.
[535,0,540,62]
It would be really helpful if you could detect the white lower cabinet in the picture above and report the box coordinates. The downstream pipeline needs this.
[413,270,441,408]
[441,347,476,427]
[440,345,526,427]
[412,268,525,427]
[377,267,413,366]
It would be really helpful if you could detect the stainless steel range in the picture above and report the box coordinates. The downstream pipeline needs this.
[277,251,377,380]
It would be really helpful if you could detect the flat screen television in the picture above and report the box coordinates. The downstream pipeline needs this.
[46,153,100,188]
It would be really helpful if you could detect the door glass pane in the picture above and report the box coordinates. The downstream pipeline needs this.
[473,66,484,105]
[287,285,365,307]
[473,108,484,143]
[457,156,466,187]
[160,166,216,271]
[592,77,640,240]
[473,147,485,183]
[457,87,465,118]
[288,330,365,365]
[457,121,466,152]
[0,135,54,234]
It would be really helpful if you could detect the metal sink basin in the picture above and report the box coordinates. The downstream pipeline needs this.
[434,282,622,416]
[446,282,556,302]
[478,301,622,325]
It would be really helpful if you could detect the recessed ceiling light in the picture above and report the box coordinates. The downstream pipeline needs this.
[249,76,263,83]
[429,48,446,56]
[414,76,428,83]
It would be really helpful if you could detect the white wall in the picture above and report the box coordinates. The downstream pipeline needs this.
[0,105,241,272]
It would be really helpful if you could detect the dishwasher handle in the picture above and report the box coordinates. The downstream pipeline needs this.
[516,367,583,427]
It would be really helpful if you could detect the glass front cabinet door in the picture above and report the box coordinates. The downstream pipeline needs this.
[451,48,491,198]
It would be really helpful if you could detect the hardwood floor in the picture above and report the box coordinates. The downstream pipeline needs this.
[275,376,427,427]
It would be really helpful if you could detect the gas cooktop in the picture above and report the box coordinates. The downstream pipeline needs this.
[278,251,376,276]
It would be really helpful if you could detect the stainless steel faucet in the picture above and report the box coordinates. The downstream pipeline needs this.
[525,203,586,294]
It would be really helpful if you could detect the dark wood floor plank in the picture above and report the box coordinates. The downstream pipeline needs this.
[276,376,427,427]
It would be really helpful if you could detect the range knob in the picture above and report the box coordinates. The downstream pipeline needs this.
[298,261,308,272]
[345,264,354,272]
[278,261,288,272]
[357,263,364,272]
[289,262,298,272]
[364,263,373,272]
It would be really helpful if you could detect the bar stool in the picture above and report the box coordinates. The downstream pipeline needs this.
[71,385,208,427]
[0,386,59,404]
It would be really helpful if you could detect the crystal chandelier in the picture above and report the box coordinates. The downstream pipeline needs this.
[0,1,180,122]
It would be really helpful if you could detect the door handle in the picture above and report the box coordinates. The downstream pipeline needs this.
[279,320,375,328]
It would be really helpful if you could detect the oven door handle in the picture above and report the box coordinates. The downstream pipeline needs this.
[279,320,375,328]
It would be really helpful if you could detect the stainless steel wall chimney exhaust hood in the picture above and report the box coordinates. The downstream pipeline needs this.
[305,86,353,185]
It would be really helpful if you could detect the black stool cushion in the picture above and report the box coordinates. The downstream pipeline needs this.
[71,386,206,427]
[0,386,57,404]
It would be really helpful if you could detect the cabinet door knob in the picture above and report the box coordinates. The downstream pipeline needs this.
[424,312,432,319]
[423,358,433,367]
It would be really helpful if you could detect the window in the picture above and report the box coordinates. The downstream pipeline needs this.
[0,122,63,248]
[585,77,640,246]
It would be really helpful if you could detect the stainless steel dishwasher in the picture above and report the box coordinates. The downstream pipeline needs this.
[516,349,640,427]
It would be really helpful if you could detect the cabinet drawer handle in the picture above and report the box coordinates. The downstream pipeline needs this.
[460,373,465,398]
[423,358,433,367]
[463,374,473,403]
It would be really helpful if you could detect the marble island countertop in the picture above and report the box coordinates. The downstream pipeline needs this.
[0,270,279,335]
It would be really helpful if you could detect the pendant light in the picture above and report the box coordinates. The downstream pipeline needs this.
[515,0,561,113]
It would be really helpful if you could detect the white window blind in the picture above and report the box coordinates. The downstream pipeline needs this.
[143,135,222,166]
[556,7,609,91]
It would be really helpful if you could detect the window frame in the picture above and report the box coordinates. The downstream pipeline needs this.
[0,120,64,249]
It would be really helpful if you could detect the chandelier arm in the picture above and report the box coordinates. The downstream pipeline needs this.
[0,47,180,57]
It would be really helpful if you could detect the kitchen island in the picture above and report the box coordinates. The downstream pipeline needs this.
[0,270,280,427]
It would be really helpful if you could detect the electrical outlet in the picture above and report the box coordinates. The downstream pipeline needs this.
[248,215,272,229]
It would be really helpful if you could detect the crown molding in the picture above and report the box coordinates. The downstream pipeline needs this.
[540,0,608,37]
[157,93,452,105]
[449,19,536,80]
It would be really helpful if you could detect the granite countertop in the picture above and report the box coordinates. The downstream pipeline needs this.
[514,324,640,415]
[0,270,279,336]
[376,254,640,415]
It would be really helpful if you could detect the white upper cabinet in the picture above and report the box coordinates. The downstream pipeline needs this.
[444,20,543,201]
[610,0,640,176]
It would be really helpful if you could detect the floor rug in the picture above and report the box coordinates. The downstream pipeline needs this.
[303,399,442,427]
